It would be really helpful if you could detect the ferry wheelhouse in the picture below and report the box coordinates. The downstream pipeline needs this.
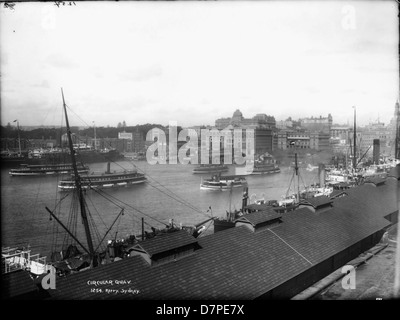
[9,163,89,176]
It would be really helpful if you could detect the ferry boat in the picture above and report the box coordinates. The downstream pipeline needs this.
[245,152,280,175]
[58,163,147,191]
[200,174,247,191]
[248,162,280,175]
[9,163,89,176]
[192,164,229,174]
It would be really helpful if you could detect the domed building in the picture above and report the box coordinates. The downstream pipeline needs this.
[231,109,244,126]
[215,109,276,130]
[215,109,276,155]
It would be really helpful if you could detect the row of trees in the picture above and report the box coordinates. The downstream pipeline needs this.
[0,123,172,141]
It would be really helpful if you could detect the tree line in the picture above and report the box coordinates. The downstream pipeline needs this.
[0,123,177,140]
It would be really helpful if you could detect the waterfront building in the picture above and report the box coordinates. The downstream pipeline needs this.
[215,110,274,155]
[330,126,351,140]
[299,114,332,134]
[387,99,400,158]
[215,109,276,130]
[277,130,330,151]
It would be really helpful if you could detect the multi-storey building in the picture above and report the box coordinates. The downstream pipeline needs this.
[299,114,332,134]
[215,110,275,155]
[277,130,330,151]
[215,109,276,130]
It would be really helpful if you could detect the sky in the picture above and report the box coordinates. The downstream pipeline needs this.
[0,0,398,128]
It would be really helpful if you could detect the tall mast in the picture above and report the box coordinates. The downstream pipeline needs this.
[61,88,96,265]
[93,121,97,150]
[13,119,22,156]
[395,99,400,160]
[295,152,300,202]
[353,106,357,170]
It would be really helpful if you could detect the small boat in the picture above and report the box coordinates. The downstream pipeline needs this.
[9,163,89,176]
[192,164,229,174]
[58,162,146,191]
[200,174,247,191]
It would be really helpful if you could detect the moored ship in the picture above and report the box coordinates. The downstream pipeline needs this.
[9,163,89,176]
[192,163,229,174]
[0,148,125,168]
[245,152,280,175]
[58,162,147,191]
[200,174,247,191]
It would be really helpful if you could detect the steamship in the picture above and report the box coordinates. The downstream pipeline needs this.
[58,162,146,191]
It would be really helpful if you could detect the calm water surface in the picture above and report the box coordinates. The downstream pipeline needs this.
[1,160,319,257]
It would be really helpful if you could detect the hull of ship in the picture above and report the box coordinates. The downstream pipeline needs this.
[200,182,246,191]
[248,168,280,175]
[9,169,89,176]
[193,167,229,174]
[58,176,147,191]
[1,151,124,168]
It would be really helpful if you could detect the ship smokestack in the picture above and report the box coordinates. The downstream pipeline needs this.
[373,139,380,165]
[318,163,325,187]
[242,187,248,212]
[106,162,111,174]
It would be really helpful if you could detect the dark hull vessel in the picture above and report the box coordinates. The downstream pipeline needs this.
[9,163,89,176]
[1,149,124,168]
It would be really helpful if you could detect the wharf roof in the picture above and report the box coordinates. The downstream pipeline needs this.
[299,196,333,209]
[245,203,276,211]
[2,270,38,299]
[47,180,398,300]
[329,190,347,199]
[132,230,198,257]
[363,177,387,186]
[234,209,282,226]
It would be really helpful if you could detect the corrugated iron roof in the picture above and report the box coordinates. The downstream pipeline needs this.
[235,209,282,226]
[330,190,347,199]
[132,230,198,257]
[245,203,275,211]
[300,196,333,208]
[46,180,398,300]
[2,270,38,299]
[364,177,387,186]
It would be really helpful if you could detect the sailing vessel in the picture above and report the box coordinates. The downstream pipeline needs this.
[3,89,212,277]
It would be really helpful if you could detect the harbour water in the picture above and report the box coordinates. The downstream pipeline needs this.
[1,159,320,258]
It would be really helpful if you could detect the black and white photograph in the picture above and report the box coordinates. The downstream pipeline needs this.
[1,0,399,306]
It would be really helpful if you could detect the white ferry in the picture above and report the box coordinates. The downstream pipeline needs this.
[58,170,147,190]
[200,174,247,191]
